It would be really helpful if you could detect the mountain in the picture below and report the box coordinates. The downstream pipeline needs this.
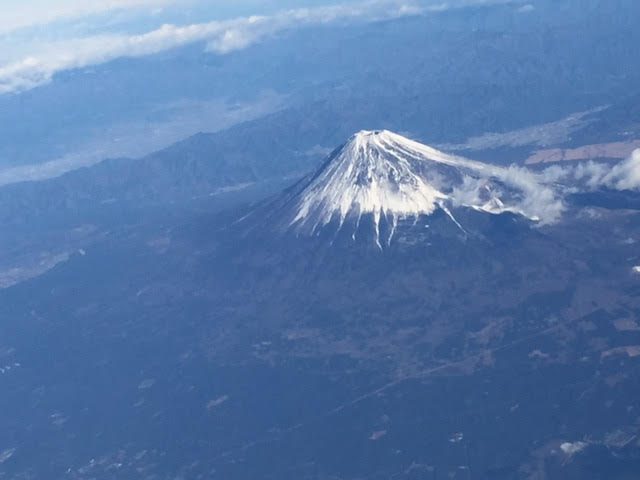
[239,130,562,249]
[0,126,320,229]
[2,1,640,477]
[1,131,640,480]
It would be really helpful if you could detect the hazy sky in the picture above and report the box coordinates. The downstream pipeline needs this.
[0,0,534,185]
[0,0,520,95]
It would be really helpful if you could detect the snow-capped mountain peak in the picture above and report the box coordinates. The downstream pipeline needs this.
[279,130,563,245]
[291,130,448,229]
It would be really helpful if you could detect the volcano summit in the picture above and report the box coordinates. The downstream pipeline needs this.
[272,130,562,246]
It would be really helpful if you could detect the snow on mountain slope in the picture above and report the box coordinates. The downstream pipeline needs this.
[283,130,563,245]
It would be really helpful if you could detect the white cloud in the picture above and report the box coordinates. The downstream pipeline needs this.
[445,158,566,224]
[0,0,420,93]
[601,149,640,190]
[0,448,15,464]
[0,0,513,95]
[204,1,431,54]
[542,149,640,192]
[501,165,566,224]
[560,441,587,455]
[452,148,640,225]
[517,4,535,13]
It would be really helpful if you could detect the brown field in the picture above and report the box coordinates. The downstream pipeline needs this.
[525,140,640,164]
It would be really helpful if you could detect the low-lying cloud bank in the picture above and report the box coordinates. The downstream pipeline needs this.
[541,149,640,191]
[574,149,640,190]
[452,148,640,225]
[0,0,520,95]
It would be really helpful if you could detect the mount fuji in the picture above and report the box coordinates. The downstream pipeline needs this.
[2,129,640,480]
[173,127,640,480]
[243,130,563,247]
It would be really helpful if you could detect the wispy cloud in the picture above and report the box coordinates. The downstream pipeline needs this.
[517,4,535,13]
[450,166,565,224]
[0,0,515,95]
[204,1,435,54]
[539,148,640,192]
[574,149,640,190]
[499,148,640,223]
[454,148,640,225]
